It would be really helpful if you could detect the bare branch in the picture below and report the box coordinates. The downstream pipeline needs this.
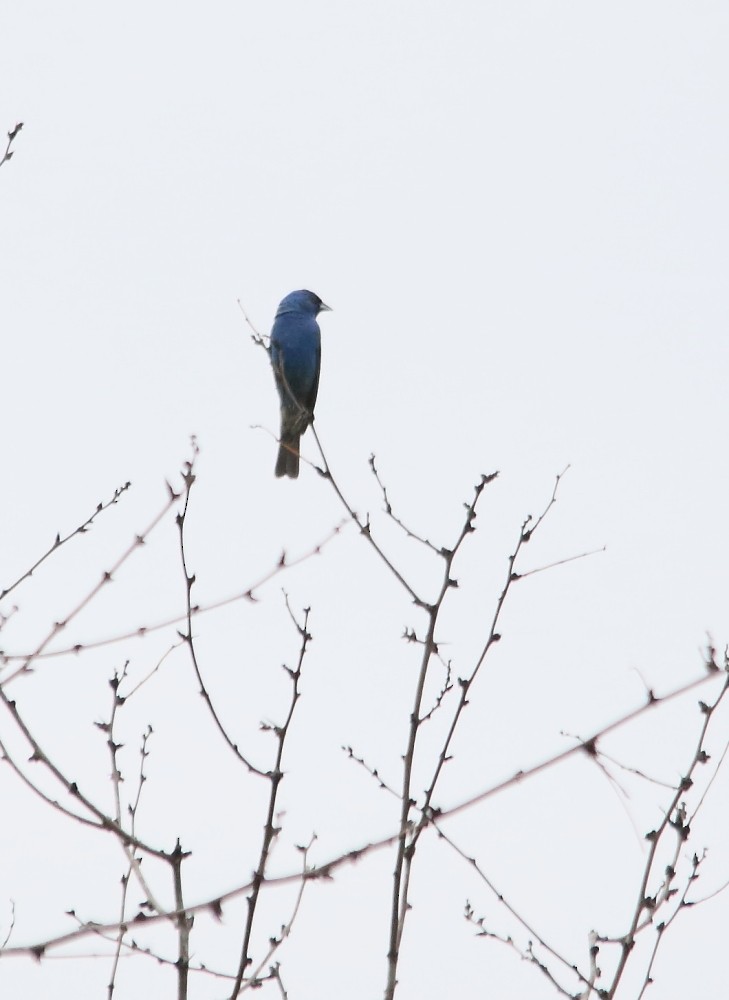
[0,523,344,664]
[311,425,435,607]
[0,685,170,862]
[228,601,313,999]
[368,454,441,553]
[0,485,178,685]
[0,483,131,603]
[176,443,265,776]
[0,122,23,169]
[0,669,719,963]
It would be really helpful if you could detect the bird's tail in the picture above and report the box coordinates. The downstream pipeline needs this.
[275,436,300,478]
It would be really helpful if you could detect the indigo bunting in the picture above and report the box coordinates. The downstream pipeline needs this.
[270,289,331,478]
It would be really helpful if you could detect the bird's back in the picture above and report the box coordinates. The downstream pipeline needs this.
[271,311,321,407]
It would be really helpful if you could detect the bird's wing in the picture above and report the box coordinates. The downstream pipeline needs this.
[302,331,321,414]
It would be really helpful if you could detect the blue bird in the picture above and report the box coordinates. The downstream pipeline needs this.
[270,289,332,478]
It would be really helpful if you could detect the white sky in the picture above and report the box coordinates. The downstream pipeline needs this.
[1,3,728,998]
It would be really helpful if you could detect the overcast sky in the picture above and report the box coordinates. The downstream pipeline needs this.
[1,3,728,999]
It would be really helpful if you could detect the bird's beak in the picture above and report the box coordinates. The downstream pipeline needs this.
[319,302,332,312]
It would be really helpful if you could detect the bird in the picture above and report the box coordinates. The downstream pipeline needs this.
[270,289,332,478]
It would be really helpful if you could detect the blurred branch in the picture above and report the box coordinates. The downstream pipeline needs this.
[269,964,289,1000]
[514,543,606,580]
[445,672,722,823]
[45,933,239,979]
[0,669,720,962]
[568,738,677,791]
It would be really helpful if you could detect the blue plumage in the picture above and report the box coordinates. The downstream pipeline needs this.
[270,289,331,478]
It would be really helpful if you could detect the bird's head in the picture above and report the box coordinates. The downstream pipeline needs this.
[276,289,332,317]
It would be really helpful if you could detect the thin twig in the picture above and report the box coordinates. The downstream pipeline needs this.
[237,299,267,346]
[0,122,22,169]
[0,684,170,862]
[103,667,164,915]
[311,426,427,606]
[342,745,400,799]
[176,446,265,776]
[443,825,591,991]
[514,545,605,580]
[0,484,179,685]
[368,454,440,553]
[243,838,316,990]
[171,839,192,1000]
[0,524,344,664]
[229,601,312,999]
[598,675,729,998]
[0,483,131,602]
[385,472,498,1000]
[0,902,15,949]
[564,735,677,791]
[106,699,156,998]
[387,473,568,999]
[125,643,182,698]
[463,905,577,999]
